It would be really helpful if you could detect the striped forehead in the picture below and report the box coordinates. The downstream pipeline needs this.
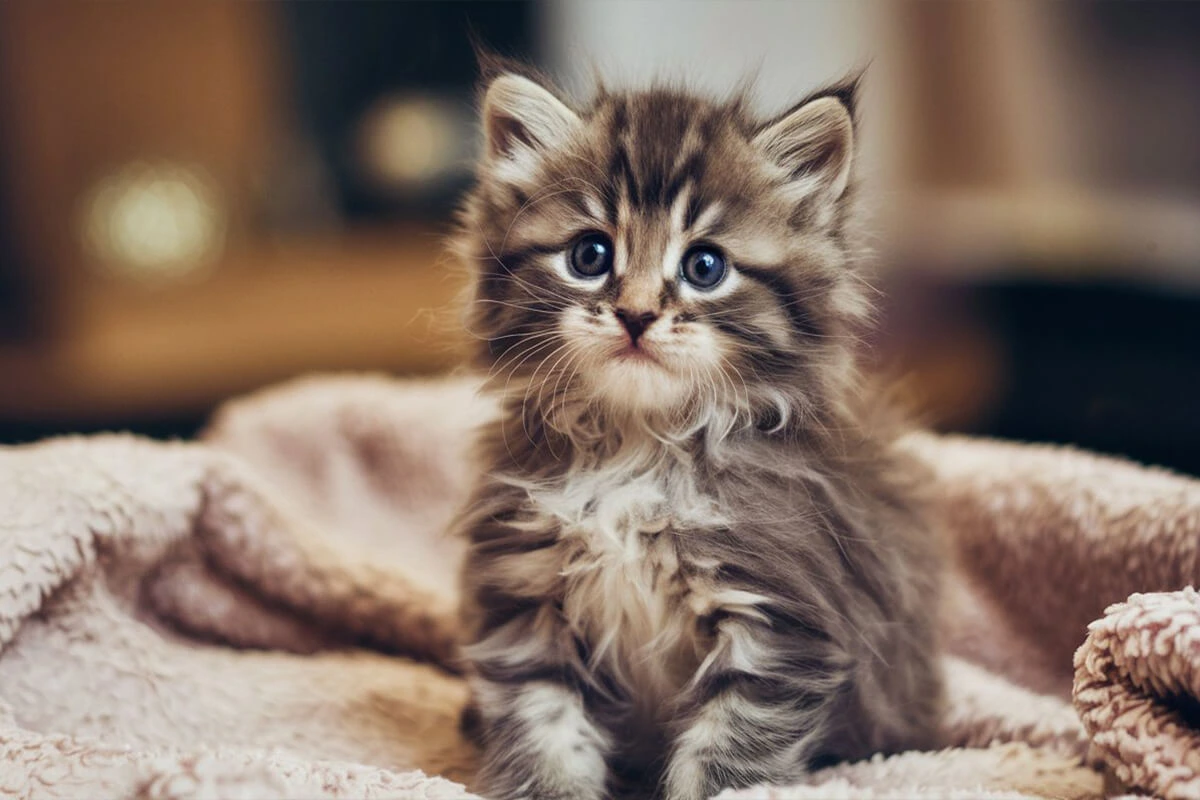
[604,97,715,212]
[606,190,725,286]
[611,206,675,279]
[598,99,730,273]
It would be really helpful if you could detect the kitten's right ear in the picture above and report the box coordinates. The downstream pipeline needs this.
[482,74,580,163]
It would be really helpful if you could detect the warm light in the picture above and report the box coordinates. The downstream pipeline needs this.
[82,161,225,282]
[356,95,462,190]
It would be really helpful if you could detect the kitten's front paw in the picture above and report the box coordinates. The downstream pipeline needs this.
[472,679,611,800]
[659,760,711,800]
[658,781,706,800]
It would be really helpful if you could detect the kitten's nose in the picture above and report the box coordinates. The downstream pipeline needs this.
[614,308,658,344]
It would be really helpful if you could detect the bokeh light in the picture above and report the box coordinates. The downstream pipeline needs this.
[81,161,226,283]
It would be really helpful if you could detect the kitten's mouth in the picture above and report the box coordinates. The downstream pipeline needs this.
[612,343,660,365]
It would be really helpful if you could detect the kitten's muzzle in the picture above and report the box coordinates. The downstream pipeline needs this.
[614,308,658,344]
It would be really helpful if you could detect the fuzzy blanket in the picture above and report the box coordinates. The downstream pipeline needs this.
[1,373,1198,799]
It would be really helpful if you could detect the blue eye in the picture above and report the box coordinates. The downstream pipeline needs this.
[569,233,613,278]
[680,246,727,289]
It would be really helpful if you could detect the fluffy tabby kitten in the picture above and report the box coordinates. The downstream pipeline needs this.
[452,62,944,800]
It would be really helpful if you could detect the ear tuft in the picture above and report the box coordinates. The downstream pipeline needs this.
[482,74,580,162]
[754,92,856,201]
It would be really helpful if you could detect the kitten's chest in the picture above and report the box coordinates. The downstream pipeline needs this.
[530,464,721,700]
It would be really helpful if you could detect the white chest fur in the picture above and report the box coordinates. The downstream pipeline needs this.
[520,457,725,706]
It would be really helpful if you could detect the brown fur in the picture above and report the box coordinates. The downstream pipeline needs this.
[451,68,944,800]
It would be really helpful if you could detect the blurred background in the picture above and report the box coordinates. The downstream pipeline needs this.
[1,0,1198,474]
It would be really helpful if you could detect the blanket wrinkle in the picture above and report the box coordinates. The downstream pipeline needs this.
[1074,588,1200,799]
[0,372,1197,798]
[902,434,1200,697]
[189,454,460,666]
[0,425,478,799]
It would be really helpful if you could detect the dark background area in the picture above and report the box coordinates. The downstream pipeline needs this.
[1,0,1198,477]
[281,1,535,219]
[973,281,1200,476]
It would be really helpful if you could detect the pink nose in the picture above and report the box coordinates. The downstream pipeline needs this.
[614,309,658,343]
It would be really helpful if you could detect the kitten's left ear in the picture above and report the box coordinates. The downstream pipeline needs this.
[754,81,858,202]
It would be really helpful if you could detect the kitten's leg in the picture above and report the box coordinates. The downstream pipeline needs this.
[473,678,612,800]
[468,611,612,800]
[660,620,841,800]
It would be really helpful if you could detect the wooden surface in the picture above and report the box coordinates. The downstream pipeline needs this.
[0,228,470,423]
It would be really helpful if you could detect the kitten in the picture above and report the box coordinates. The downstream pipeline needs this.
[452,62,944,800]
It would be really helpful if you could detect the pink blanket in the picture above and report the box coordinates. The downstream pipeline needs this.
[0,372,1196,798]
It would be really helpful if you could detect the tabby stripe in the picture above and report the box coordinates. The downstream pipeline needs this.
[565,191,595,220]
[711,318,794,367]
[666,155,703,216]
[737,265,824,339]
[601,183,620,224]
[612,143,641,207]
[497,242,563,267]
[684,190,707,232]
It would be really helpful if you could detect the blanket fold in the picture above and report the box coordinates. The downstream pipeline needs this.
[0,429,478,799]
[1074,588,1200,799]
[0,372,1197,799]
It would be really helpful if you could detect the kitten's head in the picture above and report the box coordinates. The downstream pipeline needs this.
[457,67,872,438]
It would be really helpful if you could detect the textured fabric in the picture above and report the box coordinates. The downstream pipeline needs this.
[1075,589,1200,799]
[0,372,1195,799]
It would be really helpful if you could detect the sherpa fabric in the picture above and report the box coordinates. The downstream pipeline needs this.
[1075,589,1200,799]
[0,372,1196,799]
